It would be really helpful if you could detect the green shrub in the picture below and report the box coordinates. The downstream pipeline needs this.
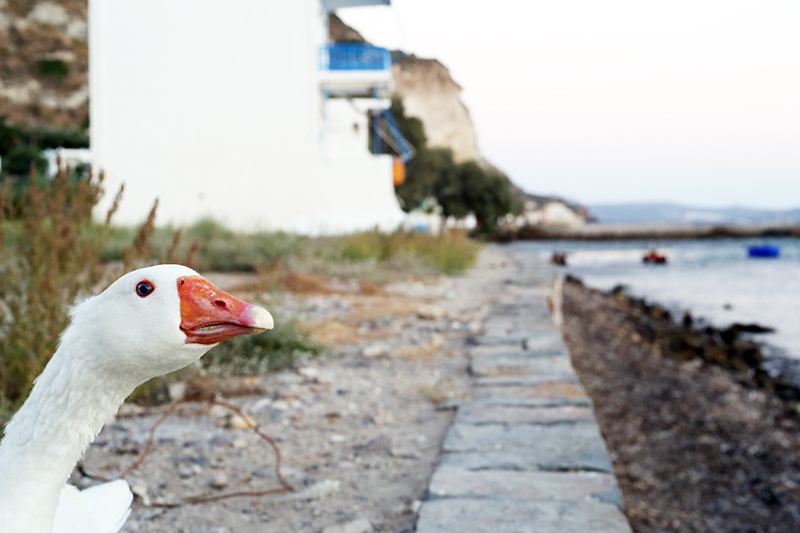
[333,229,481,275]
[3,145,47,176]
[202,317,326,376]
[184,220,301,272]
[35,58,69,77]
[35,127,90,149]
[0,117,24,156]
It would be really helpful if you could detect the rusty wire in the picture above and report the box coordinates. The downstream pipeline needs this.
[80,396,293,507]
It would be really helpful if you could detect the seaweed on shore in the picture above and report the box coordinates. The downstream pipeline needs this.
[565,275,800,403]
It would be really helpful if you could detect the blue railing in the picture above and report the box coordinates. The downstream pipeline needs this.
[372,109,414,162]
[320,43,391,71]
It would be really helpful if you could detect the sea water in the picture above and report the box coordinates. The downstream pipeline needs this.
[511,237,800,359]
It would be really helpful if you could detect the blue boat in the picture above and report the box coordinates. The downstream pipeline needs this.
[748,245,781,258]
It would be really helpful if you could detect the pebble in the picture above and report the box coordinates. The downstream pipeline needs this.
[209,472,229,489]
[251,397,273,411]
[321,517,373,533]
[227,413,256,430]
[232,437,248,448]
[129,480,151,506]
[167,381,187,401]
[295,479,341,500]
[417,304,447,320]
[297,366,320,379]
[178,464,202,478]
[272,400,290,410]
[251,466,273,478]
[208,435,233,447]
[362,344,388,358]
[354,434,392,457]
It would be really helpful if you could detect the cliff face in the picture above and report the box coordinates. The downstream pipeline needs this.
[328,13,366,44]
[0,0,88,129]
[391,56,481,164]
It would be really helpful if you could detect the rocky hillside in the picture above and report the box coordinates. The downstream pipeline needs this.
[0,0,88,129]
[391,55,482,164]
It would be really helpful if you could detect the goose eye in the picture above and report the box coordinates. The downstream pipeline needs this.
[136,280,155,298]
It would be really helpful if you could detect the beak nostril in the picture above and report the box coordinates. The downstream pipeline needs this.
[214,299,226,308]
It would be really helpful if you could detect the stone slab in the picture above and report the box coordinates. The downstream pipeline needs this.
[468,329,561,347]
[441,397,592,410]
[440,443,613,473]
[487,302,552,317]
[476,381,587,401]
[474,374,578,387]
[416,498,633,533]
[470,345,569,359]
[456,404,595,425]
[471,353,575,377]
[443,421,610,456]
[428,466,619,501]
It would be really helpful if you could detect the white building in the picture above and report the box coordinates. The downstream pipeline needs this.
[89,0,407,234]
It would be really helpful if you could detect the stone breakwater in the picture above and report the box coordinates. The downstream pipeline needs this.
[416,251,632,532]
[591,278,800,402]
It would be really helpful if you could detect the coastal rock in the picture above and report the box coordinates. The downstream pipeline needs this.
[392,57,481,164]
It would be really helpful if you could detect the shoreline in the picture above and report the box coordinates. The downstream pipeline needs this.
[494,222,800,241]
[562,278,800,531]
[574,277,800,402]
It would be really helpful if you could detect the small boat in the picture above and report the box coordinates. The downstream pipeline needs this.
[643,250,667,264]
[550,252,568,266]
[748,245,780,258]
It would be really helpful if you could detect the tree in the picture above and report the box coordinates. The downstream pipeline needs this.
[396,147,454,210]
[436,161,522,232]
[389,95,522,231]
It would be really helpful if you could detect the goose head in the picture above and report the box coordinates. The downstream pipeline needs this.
[65,264,274,384]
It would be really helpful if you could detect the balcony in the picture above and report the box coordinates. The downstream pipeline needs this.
[319,43,393,95]
[320,43,391,71]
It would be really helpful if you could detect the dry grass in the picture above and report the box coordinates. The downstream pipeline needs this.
[397,345,445,359]
[300,319,397,345]
[0,167,156,409]
[346,295,421,322]
[280,271,339,294]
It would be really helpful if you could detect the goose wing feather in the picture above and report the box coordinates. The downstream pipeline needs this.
[53,480,132,533]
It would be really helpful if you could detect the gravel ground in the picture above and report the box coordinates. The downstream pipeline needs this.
[562,280,800,533]
[73,248,513,533]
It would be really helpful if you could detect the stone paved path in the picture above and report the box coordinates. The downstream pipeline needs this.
[415,249,633,533]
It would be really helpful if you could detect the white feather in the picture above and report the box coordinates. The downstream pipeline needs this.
[53,480,133,533]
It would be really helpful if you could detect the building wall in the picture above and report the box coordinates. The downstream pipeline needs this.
[90,0,403,233]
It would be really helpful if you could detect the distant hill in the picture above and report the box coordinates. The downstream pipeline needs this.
[589,203,800,225]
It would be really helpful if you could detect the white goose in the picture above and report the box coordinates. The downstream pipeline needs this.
[0,264,274,533]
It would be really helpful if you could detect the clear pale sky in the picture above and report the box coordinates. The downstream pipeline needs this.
[337,1,800,209]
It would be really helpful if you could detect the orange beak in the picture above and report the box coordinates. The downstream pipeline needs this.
[177,276,274,345]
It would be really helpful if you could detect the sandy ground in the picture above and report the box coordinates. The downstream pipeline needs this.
[562,280,800,533]
[74,247,514,533]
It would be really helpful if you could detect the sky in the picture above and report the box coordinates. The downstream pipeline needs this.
[337,1,800,209]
